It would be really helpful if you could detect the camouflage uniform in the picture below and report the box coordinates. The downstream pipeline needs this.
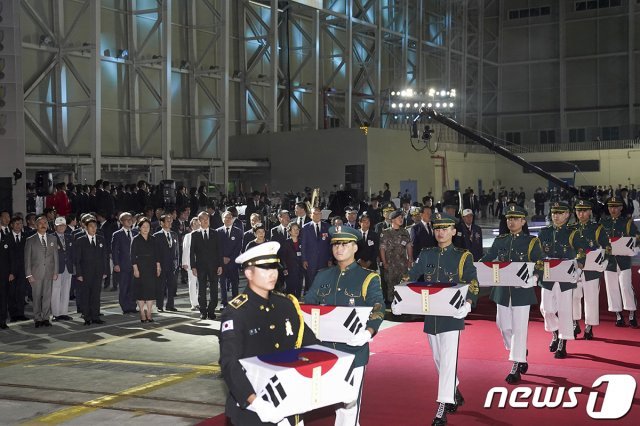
[379,226,412,302]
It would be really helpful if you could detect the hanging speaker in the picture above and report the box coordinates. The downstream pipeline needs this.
[35,171,53,196]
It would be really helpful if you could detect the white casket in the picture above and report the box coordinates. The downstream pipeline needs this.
[242,345,358,418]
[583,249,608,272]
[474,261,535,288]
[300,305,373,344]
[391,283,469,316]
[610,236,639,257]
[542,259,579,283]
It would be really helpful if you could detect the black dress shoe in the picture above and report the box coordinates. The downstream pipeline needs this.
[200,314,208,320]
[208,313,217,320]
[445,388,464,413]
[549,331,559,352]
[573,321,581,338]
[629,318,638,328]
[147,318,154,323]
[93,319,105,325]
[158,308,165,313]
[42,320,52,327]
[52,316,60,322]
[518,362,529,374]
[455,388,464,407]
[615,315,625,327]
[506,362,521,384]
[84,320,92,325]
[432,403,447,426]
[0,323,8,329]
[584,325,593,340]
[554,339,567,359]
[166,307,178,312]
[35,321,41,328]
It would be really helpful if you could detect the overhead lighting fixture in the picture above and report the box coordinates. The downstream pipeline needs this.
[39,35,53,47]
[391,103,397,108]
[118,49,129,59]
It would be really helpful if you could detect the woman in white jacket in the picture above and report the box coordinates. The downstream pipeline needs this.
[182,217,201,311]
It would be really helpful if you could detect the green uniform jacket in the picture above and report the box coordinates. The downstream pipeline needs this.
[480,233,544,307]
[569,221,610,280]
[304,262,385,368]
[598,216,639,271]
[537,224,579,292]
[407,244,479,335]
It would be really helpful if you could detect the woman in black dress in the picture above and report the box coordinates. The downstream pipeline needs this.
[281,222,304,298]
[131,217,161,323]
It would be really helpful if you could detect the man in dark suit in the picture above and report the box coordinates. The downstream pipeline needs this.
[242,212,262,252]
[190,211,223,319]
[217,211,243,307]
[97,211,118,290]
[410,205,437,261]
[7,216,28,322]
[293,202,310,229]
[269,210,290,244]
[620,187,635,218]
[0,229,14,329]
[243,191,264,229]
[355,213,379,271]
[112,212,138,314]
[301,207,332,291]
[75,216,108,325]
[454,209,484,261]
[153,214,180,312]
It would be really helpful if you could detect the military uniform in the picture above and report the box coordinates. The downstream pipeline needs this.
[304,226,385,426]
[480,205,543,383]
[375,202,395,299]
[570,199,610,338]
[599,196,640,327]
[537,202,581,358]
[379,211,412,303]
[219,242,317,426]
[406,213,479,426]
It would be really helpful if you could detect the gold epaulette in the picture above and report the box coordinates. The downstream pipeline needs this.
[458,250,471,279]
[361,272,380,300]
[527,237,540,260]
[229,293,248,309]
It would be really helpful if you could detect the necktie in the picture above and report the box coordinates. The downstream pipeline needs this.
[226,228,230,239]
[363,231,367,241]
[204,230,208,240]
[91,237,96,247]
[166,232,172,247]
[15,234,19,244]
[126,230,130,240]
[316,224,320,238]
[41,235,47,249]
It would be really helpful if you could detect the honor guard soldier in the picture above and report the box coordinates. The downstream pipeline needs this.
[570,199,610,339]
[406,213,479,426]
[219,242,317,426]
[304,226,385,426]
[537,202,582,359]
[599,196,640,327]
[480,205,544,384]
[374,201,396,234]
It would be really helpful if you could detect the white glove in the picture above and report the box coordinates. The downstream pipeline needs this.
[347,328,372,347]
[249,396,283,424]
[452,301,471,319]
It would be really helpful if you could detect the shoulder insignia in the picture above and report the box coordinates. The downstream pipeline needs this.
[569,229,577,247]
[453,246,467,252]
[627,219,632,235]
[527,237,539,260]
[496,234,509,239]
[271,290,288,298]
[458,250,471,279]
[468,278,480,295]
[229,293,248,309]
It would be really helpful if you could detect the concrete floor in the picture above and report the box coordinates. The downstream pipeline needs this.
[0,284,226,425]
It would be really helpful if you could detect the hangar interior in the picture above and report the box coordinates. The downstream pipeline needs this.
[2,0,640,210]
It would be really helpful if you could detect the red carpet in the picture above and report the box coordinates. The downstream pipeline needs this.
[202,273,640,425]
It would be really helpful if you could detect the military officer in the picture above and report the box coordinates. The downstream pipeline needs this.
[379,209,413,305]
[599,196,640,327]
[537,201,582,359]
[406,213,479,426]
[373,201,395,235]
[219,242,317,426]
[304,226,385,426]
[480,205,544,384]
[570,199,610,339]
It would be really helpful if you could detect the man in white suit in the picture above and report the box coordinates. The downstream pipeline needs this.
[182,217,201,311]
[24,216,58,327]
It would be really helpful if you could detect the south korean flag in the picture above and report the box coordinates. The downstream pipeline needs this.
[516,263,530,283]
[343,308,364,335]
[260,375,288,407]
[449,289,465,310]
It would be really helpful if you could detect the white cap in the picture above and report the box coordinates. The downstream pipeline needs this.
[54,217,67,226]
[235,241,281,267]
[462,209,473,217]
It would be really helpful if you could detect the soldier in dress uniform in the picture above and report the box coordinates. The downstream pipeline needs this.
[219,242,317,426]
[373,202,395,235]
[537,201,583,359]
[570,199,610,339]
[599,196,640,327]
[379,209,412,305]
[406,213,479,426]
[304,226,385,426]
[480,205,544,384]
